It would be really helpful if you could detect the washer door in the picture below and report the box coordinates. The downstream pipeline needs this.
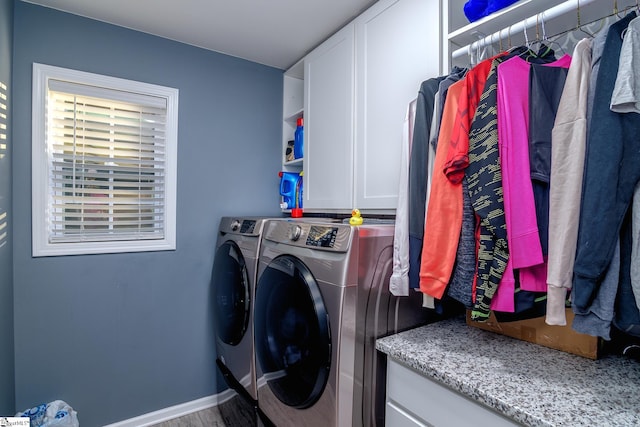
[255,255,331,409]
[212,240,250,346]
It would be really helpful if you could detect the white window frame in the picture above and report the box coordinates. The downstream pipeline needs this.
[32,63,179,257]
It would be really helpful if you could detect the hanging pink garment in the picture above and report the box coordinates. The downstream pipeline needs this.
[491,54,571,312]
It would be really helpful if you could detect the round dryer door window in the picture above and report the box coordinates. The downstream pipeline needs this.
[211,240,251,346]
[254,255,331,409]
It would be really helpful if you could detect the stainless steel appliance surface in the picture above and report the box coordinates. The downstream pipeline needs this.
[253,219,428,427]
[212,216,278,426]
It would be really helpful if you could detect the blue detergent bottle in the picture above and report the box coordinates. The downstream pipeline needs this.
[294,117,304,159]
[279,171,302,209]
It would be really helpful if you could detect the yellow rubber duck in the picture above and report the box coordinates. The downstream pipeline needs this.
[349,208,363,226]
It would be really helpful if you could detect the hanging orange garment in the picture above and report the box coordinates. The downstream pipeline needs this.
[438,54,507,305]
[419,79,465,299]
[444,53,507,184]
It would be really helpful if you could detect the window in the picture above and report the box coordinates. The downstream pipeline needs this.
[32,63,178,256]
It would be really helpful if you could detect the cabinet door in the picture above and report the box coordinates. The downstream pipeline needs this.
[354,0,441,209]
[303,24,355,210]
[387,360,521,427]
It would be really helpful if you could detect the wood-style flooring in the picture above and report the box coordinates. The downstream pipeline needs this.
[149,395,258,427]
[149,406,227,427]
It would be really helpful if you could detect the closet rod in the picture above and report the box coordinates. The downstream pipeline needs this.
[451,0,603,60]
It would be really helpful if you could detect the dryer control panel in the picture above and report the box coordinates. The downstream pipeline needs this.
[219,216,264,236]
[306,225,338,248]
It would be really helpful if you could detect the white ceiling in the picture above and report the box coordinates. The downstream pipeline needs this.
[22,0,378,70]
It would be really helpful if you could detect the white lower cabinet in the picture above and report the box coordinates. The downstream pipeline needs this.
[386,360,521,427]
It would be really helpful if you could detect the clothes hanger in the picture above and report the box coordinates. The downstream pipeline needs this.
[480,37,488,61]
[505,24,518,52]
[477,31,490,62]
[487,33,496,58]
[614,0,624,18]
[526,15,537,49]
[519,18,541,61]
[542,0,609,45]
[576,0,597,37]
[524,17,533,48]
[530,13,558,60]
[468,30,488,67]
[539,12,565,56]
[530,14,547,55]
[471,38,482,66]
[532,13,552,58]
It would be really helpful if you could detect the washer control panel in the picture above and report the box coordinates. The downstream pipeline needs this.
[240,220,256,234]
[264,221,351,252]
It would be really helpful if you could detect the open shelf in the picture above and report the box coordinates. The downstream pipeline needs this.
[448,0,566,48]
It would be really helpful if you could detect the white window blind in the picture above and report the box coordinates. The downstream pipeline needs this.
[32,63,178,256]
[48,84,166,243]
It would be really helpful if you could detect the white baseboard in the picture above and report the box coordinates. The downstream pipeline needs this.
[103,389,236,427]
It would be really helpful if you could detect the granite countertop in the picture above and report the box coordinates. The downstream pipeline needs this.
[376,317,640,427]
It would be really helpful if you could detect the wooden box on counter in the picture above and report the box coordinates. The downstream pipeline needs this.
[466,309,601,359]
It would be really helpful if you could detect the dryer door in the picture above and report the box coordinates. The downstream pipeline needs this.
[211,240,250,346]
[255,255,331,409]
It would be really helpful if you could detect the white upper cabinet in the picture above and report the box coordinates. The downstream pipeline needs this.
[303,24,355,210]
[354,0,441,210]
[298,0,441,212]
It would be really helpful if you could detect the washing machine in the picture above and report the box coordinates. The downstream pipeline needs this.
[253,219,429,427]
[211,216,275,426]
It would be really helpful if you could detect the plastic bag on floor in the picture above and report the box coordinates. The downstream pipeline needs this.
[16,400,79,427]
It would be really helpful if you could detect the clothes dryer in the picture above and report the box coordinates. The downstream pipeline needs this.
[253,219,428,427]
[211,216,274,426]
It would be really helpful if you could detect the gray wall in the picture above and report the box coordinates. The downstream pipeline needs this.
[12,2,283,424]
[0,0,14,415]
